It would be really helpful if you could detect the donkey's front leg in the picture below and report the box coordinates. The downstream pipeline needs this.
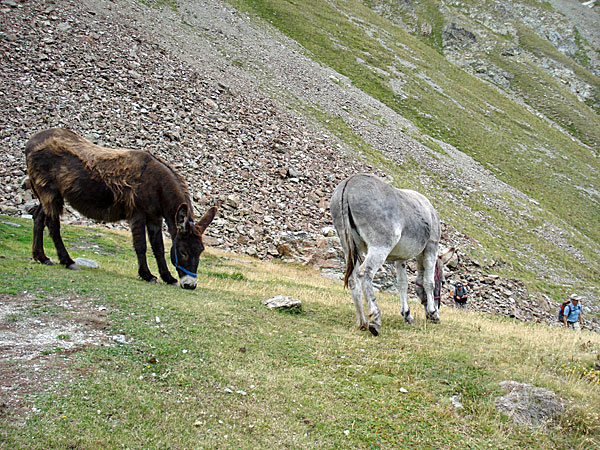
[146,219,177,285]
[129,214,156,283]
[423,275,440,324]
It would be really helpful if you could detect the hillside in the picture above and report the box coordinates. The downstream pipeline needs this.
[0,218,599,448]
[0,0,598,328]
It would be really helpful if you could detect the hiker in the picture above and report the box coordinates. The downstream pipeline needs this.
[563,294,583,331]
[452,281,468,309]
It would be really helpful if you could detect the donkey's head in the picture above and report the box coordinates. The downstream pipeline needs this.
[170,204,217,290]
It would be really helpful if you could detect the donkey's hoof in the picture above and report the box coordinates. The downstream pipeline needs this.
[357,320,369,331]
[146,277,158,284]
[404,314,415,325]
[163,275,178,285]
[67,263,81,271]
[41,259,55,266]
[368,323,380,336]
[426,313,440,324]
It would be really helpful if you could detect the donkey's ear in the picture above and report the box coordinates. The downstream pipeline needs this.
[195,206,217,234]
[439,247,456,265]
[175,203,191,233]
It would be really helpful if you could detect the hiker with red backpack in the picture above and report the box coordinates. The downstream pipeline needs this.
[558,294,583,331]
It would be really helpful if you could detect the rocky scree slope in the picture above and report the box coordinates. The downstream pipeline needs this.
[0,0,597,331]
[0,0,383,262]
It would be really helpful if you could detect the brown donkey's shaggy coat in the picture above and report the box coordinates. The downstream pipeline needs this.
[25,128,216,289]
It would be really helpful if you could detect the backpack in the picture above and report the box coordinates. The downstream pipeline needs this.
[558,301,571,322]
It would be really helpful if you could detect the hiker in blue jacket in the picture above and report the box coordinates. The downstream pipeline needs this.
[563,295,583,331]
[452,281,468,309]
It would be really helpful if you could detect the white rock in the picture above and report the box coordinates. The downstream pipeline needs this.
[112,335,127,345]
[321,226,336,237]
[74,257,99,269]
[451,395,463,409]
[262,295,302,310]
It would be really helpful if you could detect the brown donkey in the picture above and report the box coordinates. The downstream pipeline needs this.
[25,128,217,289]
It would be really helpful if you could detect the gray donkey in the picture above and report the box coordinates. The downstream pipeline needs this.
[331,174,454,335]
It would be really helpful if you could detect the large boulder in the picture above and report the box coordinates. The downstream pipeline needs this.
[495,381,564,428]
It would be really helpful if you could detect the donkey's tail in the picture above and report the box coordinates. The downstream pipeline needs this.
[339,177,359,288]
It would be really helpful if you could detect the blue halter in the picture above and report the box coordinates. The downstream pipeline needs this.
[173,221,197,278]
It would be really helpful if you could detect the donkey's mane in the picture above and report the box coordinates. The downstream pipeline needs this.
[145,152,193,211]
[39,130,191,216]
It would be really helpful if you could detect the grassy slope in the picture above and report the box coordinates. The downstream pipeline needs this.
[214,0,600,298]
[1,218,599,449]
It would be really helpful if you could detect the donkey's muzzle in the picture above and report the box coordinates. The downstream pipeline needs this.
[179,274,197,290]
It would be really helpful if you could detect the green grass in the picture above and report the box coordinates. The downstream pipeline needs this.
[1,217,599,449]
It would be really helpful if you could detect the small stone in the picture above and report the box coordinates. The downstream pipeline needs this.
[287,168,300,178]
[321,226,336,237]
[74,257,99,269]
[56,22,72,33]
[1,221,21,227]
[112,335,127,345]
[451,395,463,409]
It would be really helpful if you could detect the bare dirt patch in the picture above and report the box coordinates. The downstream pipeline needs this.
[0,293,112,424]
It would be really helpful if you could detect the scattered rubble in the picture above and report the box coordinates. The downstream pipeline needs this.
[0,293,111,424]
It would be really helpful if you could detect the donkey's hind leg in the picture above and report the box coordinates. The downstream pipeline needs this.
[395,261,414,324]
[348,268,368,331]
[31,204,53,265]
[45,214,78,269]
[359,248,388,336]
